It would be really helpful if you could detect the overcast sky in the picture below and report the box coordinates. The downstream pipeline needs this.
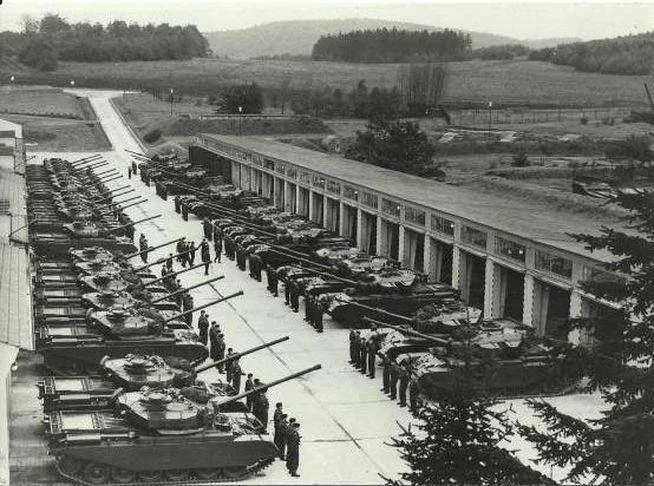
[0,0,651,40]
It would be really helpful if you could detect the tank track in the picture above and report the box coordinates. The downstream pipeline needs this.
[54,456,276,485]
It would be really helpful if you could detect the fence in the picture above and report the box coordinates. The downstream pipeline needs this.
[449,107,634,126]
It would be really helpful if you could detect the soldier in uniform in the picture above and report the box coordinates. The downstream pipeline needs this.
[359,335,368,375]
[389,361,399,400]
[182,292,193,316]
[273,402,285,456]
[349,330,359,364]
[197,311,209,346]
[286,422,301,477]
[367,334,378,379]
[225,348,237,383]
[289,280,300,313]
[166,253,174,272]
[127,166,132,179]
[409,377,419,416]
[160,264,168,279]
[202,217,213,240]
[252,386,270,433]
[398,362,410,408]
[176,238,186,265]
[276,414,288,460]
[244,373,254,411]
[188,240,197,266]
[174,195,181,213]
[181,200,188,221]
[231,357,244,394]
[209,328,225,372]
[201,239,211,276]
[132,160,137,174]
[266,265,278,296]
[138,234,148,263]
[381,354,391,394]
[213,225,223,263]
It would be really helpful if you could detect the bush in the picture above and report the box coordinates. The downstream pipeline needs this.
[580,117,588,125]
[143,128,162,144]
[512,150,530,167]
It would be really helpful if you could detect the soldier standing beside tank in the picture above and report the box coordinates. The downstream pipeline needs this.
[181,200,188,221]
[176,238,186,266]
[174,195,181,213]
[381,354,391,394]
[127,166,132,179]
[389,361,399,400]
[165,252,174,272]
[244,373,254,411]
[398,362,410,408]
[197,311,209,346]
[225,348,237,383]
[286,422,301,477]
[367,333,378,379]
[139,234,148,263]
[231,357,244,394]
[273,402,284,454]
[266,265,278,296]
[203,217,213,240]
[349,329,359,364]
[160,264,167,279]
[359,334,368,375]
[188,241,197,266]
[209,326,225,372]
[252,386,270,433]
[182,292,193,319]
[409,376,419,416]
[201,239,211,276]
[132,160,137,175]
[213,226,223,263]
[276,413,288,460]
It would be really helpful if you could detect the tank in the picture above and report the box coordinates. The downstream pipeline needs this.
[37,337,289,412]
[44,366,320,484]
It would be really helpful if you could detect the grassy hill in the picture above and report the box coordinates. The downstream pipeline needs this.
[3,58,649,108]
[204,18,578,59]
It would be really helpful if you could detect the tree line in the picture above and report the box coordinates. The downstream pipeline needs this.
[7,14,209,71]
[312,28,471,63]
[529,31,654,75]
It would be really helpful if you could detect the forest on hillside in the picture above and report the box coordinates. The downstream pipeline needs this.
[0,14,209,71]
[529,31,654,75]
[311,28,471,63]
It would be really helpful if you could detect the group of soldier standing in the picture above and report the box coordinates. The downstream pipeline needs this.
[273,402,302,477]
[349,327,420,415]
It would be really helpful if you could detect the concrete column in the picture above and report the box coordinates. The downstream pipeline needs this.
[295,185,301,215]
[451,246,461,290]
[322,195,328,228]
[284,180,291,212]
[375,215,383,256]
[338,202,346,237]
[356,208,364,249]
[569,290,583,318]
[423,236,432,278]
[308,190,315,221]
[522,273,535,328]
[398,225,405,264]
[567,289,585,345]
[483,258,495,320]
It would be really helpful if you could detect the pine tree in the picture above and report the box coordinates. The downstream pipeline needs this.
[519,191,654,485]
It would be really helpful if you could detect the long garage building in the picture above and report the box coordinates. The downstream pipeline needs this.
[191,133,623,340]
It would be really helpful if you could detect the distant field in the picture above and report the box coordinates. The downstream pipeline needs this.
[4,59,653,108]
[0,88,88,119]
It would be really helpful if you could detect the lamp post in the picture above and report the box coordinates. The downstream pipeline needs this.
[169,88,174,117]
[238,105,243,135]
[9,75,15,88]
[487,101,493,139]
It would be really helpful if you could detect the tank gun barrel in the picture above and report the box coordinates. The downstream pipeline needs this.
[195,336,289,373]
[362,317,450,345]
[80,161,109,172]
[125,149,150,159]
[92,186,133,202]
[95,168,119,178]
[149,275,225,303]
[336,298,413,323]
[131,244,195,272]
[93,185,131,198]
[112,198,147,212]
[105,214,161,235]
[164,291,244,324]
[124,238,183,259]
[98,174,123,185]
[70,154,102,165]
[143,262,207,287]
[211,365,322,408]
[110,195,143,208]
[94,189,135,204]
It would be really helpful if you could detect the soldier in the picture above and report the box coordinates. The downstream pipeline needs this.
[174,194,181,213]
[188,240,197,266]
[398,364,409,408]
[273,402,284,455]
[349,330,359,364]
[138,234,148,263]
[289,280,300,313]
[201,239,211,276]
[231,357,244,394]
[359,335,368,375]
[313,296,324,333]
[210,328,225,372]
[236,243,246,271]
[182,292,193,315]
[197,311,209,346]
[252,387,270,433]
[213,227,223,263]
[367,334,378,379]
[389,362,399,401]
[381,354,391,394]
[409,377,419,416]
[176,238,186,265]
[127,166,132,179]
[244,373,254,411]
[225,348,237,383]
[165,253,174,272]
[160,264,168,279]
[266,265,279,297]
[202,217,213,240]
[132,160,137,174]
[286,422,301,477]
[144,170,150,187]
[181,200,188,221]
[276,413,288,460]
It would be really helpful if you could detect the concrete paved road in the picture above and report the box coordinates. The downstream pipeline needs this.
[11,89,412,485]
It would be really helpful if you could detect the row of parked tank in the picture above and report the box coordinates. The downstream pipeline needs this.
[26,155,320,485]
[133,151,581,406]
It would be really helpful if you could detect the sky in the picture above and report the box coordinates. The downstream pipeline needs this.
[0,0,652,41]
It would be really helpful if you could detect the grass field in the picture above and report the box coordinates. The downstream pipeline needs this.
[4,59,653,108]
[0,87,89,119]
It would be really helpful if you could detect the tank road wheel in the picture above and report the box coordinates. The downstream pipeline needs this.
[111,466,136,483]
[137,470,163,483]
[222,466,246,479]
[195,468,220,480]
[57,456,82,476]
[83,462,110,484]
[164,469,189,480]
